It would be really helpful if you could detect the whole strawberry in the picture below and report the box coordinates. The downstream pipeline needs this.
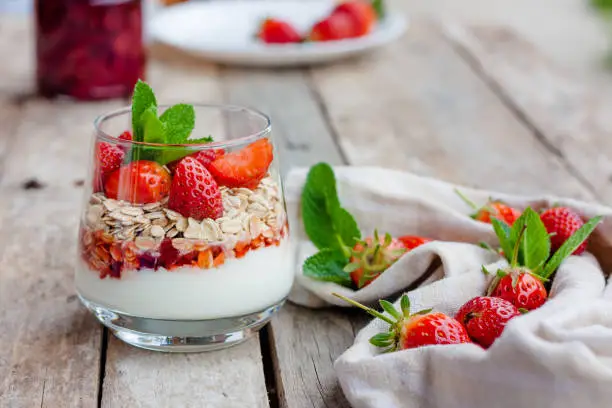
[485,207,601,311]
[166,149,224,174]
[104,160,171,204]
[334,293,471,350]
[488,269,547,310]
[168,156,223,220]
[455,189,521,226]
[344,230,407,288]
[540,207,588,255]
[455,296,521,348]
[257,18,302,44]
[96,142,124,176]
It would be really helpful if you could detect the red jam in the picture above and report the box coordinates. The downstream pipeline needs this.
[35,0,145,100]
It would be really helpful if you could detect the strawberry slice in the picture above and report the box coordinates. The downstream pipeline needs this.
[208,139,273,188]
[168,156,223,220]
[104,160,171,204]
[257,18,302,44]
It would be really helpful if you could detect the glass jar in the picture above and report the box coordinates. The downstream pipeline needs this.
[76,104,293,352]
[35,0,145,100]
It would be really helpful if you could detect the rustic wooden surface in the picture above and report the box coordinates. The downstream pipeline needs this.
[0,9,610,408]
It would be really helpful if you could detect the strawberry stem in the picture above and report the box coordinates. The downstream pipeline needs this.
[454,188,479,211]
[332,293,396,325]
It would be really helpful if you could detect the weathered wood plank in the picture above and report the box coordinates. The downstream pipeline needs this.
[0,17,108,408]
[100,55,269,408]
[309,22,595,202]
[443,23,612,203]
[220,67,356,408]
[0,99,121,407]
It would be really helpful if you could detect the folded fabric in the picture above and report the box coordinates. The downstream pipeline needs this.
[285,166,612,307]
[283,166,612,408]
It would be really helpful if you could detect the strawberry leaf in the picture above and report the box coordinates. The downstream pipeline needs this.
[508,210,529,266]
[491,218,513,262]
[520,208,550,271]
[303,249,352,287]
[369,333,395,347]
[379,300,402,320]
[541,216,602,279]
[400,294,410,317]
[372,0,385,19]
[131,80,157,142]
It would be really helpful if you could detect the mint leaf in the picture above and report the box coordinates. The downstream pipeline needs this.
[302,249,352,286]
[491,218,513,262]
[141,106,166,144]
[541,216,602,278]
[301,163,360,254]
[521,208,550,271]
[160,104,195,144]
[332,207,360,249]
[188,135,214,144]
[131,80,157,142]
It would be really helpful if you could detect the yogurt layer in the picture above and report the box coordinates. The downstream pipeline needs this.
[76,239,295,320]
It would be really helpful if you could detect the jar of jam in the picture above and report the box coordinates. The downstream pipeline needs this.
[35,0,145,100]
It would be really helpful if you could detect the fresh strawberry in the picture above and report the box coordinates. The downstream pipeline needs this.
[540,207,588,255]
[208,139,273,188]
[488,270,547,310]
[455,189,521,226]
[334,293,471,350]
[168,156,223,220]
[309,11,359,41]
[484,207,601,311]
[333,1,377,37]
[257,18,302,44]
[455,296,521,348]
[118,131,132,141]
[345,231,406,289]
[397,235,432,250]
[96,142,124,176]
[104,160,171,204]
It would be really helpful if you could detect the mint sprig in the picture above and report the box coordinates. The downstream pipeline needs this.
[301,163,361,287]
[129,79,212,165]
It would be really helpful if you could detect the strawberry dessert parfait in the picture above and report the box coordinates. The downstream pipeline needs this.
[76,81,293,351]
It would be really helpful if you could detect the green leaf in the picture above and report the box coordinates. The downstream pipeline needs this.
[541,216,603,279]
[302,249,352,287]
[332,207,361,249]
[379,300,401,321]
[400,295,411,317]
[520,208,550,271]
[414,308,433,315]
[141,106,166,144]
[131,80,157,142]
[491,218,513,262]
[372,0,385,19]
[188,135,214,144]
[592,0,612,12]
[301,163,360,254]
[160,104,196,144]
[369,333,395,347]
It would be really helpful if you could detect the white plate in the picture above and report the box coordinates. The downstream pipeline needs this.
[148,0,408,67]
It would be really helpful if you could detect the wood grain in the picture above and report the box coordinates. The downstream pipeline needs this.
[0,15,109,408]
[220,67,356,408]
[443,24,612,203]
[309,22,595,201]
[100,57,269,408]
[0,99,122,407]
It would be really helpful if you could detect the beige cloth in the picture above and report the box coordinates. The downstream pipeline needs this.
[284,166,612,408]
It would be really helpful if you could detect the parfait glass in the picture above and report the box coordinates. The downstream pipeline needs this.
[76,105,293,352]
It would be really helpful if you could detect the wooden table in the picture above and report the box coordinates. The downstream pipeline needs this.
[2,7,612,407]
